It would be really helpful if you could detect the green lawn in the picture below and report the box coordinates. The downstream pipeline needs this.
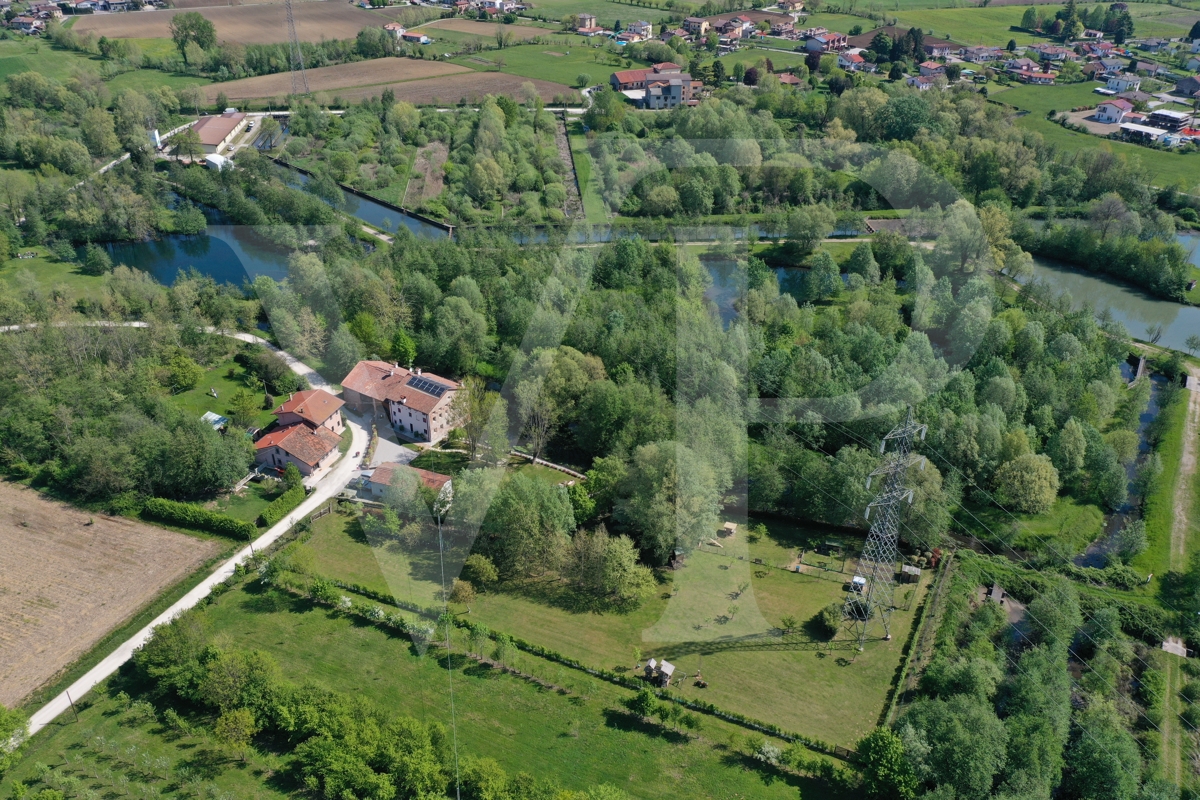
[0,39,104,82]
[170,358,278,432]
[452,42,642,85]
[955,496,1105,557]
[408,449,470,476]
[105,67,210,94]
[709,46,812,71]
[510,461,575,485]
[0,250,108,301]
[298,513,925,748]
[210,479,283,527]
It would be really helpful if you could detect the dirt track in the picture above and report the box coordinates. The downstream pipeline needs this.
[1170,367,1200,570]
[204,57,468,101]
[0,483,221,707]
[74,2,385,44]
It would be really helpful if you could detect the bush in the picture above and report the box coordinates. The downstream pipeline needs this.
[814,602,842,639]
[143,497,256,539]
[461,553,499,586]
[1181,680,1200,703]
[259,483,306,527]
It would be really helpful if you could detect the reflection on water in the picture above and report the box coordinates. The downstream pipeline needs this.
[1026,256,1200,352]
[102,225,291,286]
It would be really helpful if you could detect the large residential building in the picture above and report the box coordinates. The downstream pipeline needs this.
[191,112,247,154]
[575,12,596,29]
[627,19,653,38]
[644,74,700,108]
[610,62,682,91]
[1107,75,1141,92]
[341,360,461,444]
[683,16,708,35]
[918,60,946,77]
[804,31,848,52]
[254,387,345,477]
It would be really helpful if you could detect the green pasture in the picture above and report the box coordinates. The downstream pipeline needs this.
[0,39,101,82]
[711,46,812,71]
[779,12,875,35]
[452,42,642,84]
[891,3,1200,44]
[299,513,924,747]
[569,131,611,224]
[105,68,210,94]
[517,0,679,27]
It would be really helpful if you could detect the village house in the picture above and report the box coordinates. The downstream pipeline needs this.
[1107,75,1141,92]
[341,360,461,444]
[365,462,452,499]
[683,16,708,35]
[660,27,687,42]
[838,52,866,71]
[383,22,406,38]
[906,74,938,90]
[769,19,793,36]
[577,24,605,36]
[1018,71,1056,85]
[959,45,1002,63]
[1030,43,1077,61]
[644,73,700,108]
[1004,57,1040,73]
[804,31,848,52]
[777,0,804,10]
[401,30,432,44]
[918,60,946,77]
[190,111,247,154]
[1095,98,1134,123]
[627,19,653,39]
[1139,37,1168,52]
[776,72,803,85]
[1079,41,1115,57]
[10,16,43,33]
[1081,28,1104,39]
[575,12,596,29]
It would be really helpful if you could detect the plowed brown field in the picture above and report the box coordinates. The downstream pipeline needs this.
[203,57,469,101]
[0,483,222,707]
[74,2,384,44]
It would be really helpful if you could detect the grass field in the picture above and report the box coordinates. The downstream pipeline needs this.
[995,83,1200,188]
[1138,386,1193,581]
[569,132,611,225]
[105,67,210,94]
[893,3,1200,43]
[328,71,577,105]
[169,357,278,432]
[0,250,108,302]
[0,38,208,98]
[1,574,845,800]
[517,0,679,27]
[955,496,1105,557]
[298,513,924,747]
[451,41,642,85]
[209,479,283,526]
[709,46,811,71]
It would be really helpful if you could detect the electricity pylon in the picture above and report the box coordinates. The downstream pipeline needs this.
[843,407,927,651]
[285,0,309,96]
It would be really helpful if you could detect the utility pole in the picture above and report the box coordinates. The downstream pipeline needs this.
[285,0,310,96]
[843,407,927,651]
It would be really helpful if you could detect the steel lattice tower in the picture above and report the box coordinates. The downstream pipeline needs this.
[843,408,927,651]
[285,0,309,96]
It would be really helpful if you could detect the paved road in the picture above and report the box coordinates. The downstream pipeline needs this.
[14,327,366,739]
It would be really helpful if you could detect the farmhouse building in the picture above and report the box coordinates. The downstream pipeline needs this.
[574,12,596,29]
[627,19,653,38]
[342,360,461,444]
[365,462,452,499]
[1176,75,1200,96]
[918,60,945,77]
[273,389,345,434]
[644,74,700,108]
[383,22,406,38]
[1017,71,1056,85]
[610,62,682,91]
[683,16,708,35]
[255,423,341,476]
[191,112,247,154]
[838,52,866,70]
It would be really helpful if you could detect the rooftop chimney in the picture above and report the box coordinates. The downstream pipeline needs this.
[416,368,422,376]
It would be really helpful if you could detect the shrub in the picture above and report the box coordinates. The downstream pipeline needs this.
[461,553,499,586]
[143,498,256,539]
[259,483,305,527]
[1181,680,1200,703]
[814,602,842,639]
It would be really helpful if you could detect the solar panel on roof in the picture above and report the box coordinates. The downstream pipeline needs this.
[406,375,449,397]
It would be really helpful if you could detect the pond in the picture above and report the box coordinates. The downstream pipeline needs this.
[1026,256,1200,353]
[100,224,292,286]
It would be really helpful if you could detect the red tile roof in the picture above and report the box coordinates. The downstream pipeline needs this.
[341,360,459,415]
[273,389,344,427]
[255,423,341,466]
[369,462,452,492]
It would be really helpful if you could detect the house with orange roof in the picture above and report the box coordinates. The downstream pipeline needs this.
[341,361,461,444]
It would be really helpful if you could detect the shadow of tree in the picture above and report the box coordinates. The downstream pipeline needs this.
[652,630,866,661]
[178,747,228,781]
[600,708,691,745]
